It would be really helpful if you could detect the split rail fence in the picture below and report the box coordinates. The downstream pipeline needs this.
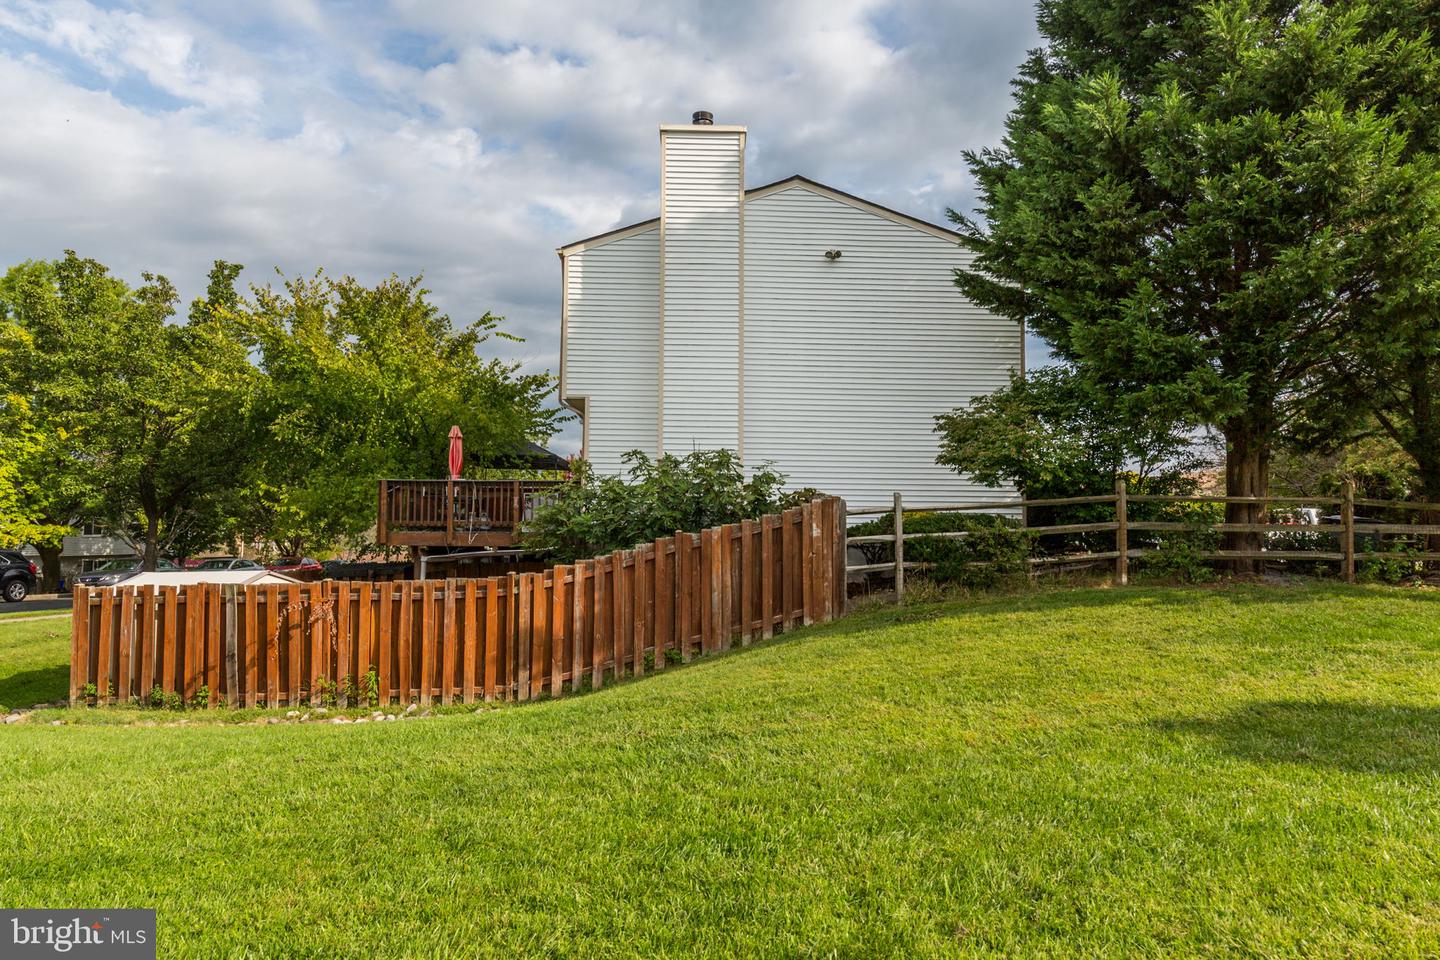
[849,480,1440,601]
[70,498,846,708]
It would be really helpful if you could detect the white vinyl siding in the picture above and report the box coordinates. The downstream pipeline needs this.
[660,129,743,455]
[742,185,1021,507]
[563,227,661,475]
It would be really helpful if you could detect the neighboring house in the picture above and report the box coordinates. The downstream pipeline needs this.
[558,112,1024,507]
[20,522,138,584]
[60,522,138,576]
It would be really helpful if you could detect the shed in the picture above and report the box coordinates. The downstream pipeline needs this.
[123,570,299,588]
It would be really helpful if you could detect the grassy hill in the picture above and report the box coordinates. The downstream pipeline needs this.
[3,583,1440,958]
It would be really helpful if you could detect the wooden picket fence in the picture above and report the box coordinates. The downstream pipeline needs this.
[70,498,847,708]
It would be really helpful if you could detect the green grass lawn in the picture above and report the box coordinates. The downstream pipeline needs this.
[0,613,69,710]
[4,583,1440,958]
[0,606,69,620]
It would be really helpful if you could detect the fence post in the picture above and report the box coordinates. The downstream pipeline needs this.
[894,491,905,604]
[445,478,454,545]
[70,586,90,706]
[1021,494,1034,583]
[1115,477,1129,586]
[1343,478,1356,584]
[377,480,388,545]
[224,585,239,708]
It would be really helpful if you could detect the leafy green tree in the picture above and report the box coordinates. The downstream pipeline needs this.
[1299,140,1440,524]
[0,252,260,570]
[237,271,563,556]
[0,391,71,556]
[934,366,1203,500]
[524,450,786,562]
[1288,1,1440,537]
[954,0,1440,565]
[1270,430,1417,501]
[935,366,1206,555]
[1,258,120,583]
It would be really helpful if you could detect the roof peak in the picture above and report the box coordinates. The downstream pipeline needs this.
[556,175,959,255]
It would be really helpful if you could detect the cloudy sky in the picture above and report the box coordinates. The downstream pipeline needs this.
[0,0,1041,452]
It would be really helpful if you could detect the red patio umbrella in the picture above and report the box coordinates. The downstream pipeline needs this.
[447,425,464,480]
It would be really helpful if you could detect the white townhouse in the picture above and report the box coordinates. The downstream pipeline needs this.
[557,112,1023,507]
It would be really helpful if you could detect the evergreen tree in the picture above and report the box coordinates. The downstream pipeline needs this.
[955,0,1440,564]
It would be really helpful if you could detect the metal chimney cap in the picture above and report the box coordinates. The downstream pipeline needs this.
[692,110,714,125]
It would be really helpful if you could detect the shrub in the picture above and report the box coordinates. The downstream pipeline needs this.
[524,450,788,562]
[934,367,1207,510]
[1135,522,1221,583]
[1358,545,1422,584]
[777,487,828,510]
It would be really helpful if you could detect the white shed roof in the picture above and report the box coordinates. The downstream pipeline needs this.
[123,570,299,588]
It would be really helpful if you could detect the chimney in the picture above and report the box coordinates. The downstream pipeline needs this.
[658,115,746,457]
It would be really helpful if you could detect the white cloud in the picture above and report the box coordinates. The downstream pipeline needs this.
[0,0,1040,453]
[0,0,262,110]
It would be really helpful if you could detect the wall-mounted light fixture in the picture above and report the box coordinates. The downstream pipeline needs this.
[824,249,842,261]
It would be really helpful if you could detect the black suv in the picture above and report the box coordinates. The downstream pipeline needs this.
[1,550,39,602]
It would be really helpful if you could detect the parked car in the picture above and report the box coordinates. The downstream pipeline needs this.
[1,550,39,602]
[267,556,324,583]
[192,557,265,571]
[72,558,180,589]
[267,557,323,574]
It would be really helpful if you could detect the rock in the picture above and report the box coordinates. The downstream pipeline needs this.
[50,720,64,726]
[329,717,350,724]
[315,707,328,715]
[404,703,418,715]
[354,718,368,724]
[300,713,311,722]
[371,712,384,719]
[267,717,281,724]
[31,704,48,711]
[384,714,397,722]
[420,710,433,718]
[285,710,299,719]
[4,714,23,724]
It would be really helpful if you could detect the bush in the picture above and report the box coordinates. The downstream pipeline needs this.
[849,511,1031,589]
[1135,522,1221,583]
[777,487,828,511]
[523,450,788,562]
[1358,545,1422,584]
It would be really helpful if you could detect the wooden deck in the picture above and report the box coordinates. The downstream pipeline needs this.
[377,479,563,549]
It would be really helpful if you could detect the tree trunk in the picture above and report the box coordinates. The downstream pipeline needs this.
[1416,459,1440,561]
[1406,346,1440,560]
[142,512,160,571]
[37,543,63,593]
[1223,420,1271,575]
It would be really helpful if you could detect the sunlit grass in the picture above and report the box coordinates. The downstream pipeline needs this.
[3,583,1439,958]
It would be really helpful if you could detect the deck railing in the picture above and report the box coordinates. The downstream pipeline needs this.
[377,479,565,546]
